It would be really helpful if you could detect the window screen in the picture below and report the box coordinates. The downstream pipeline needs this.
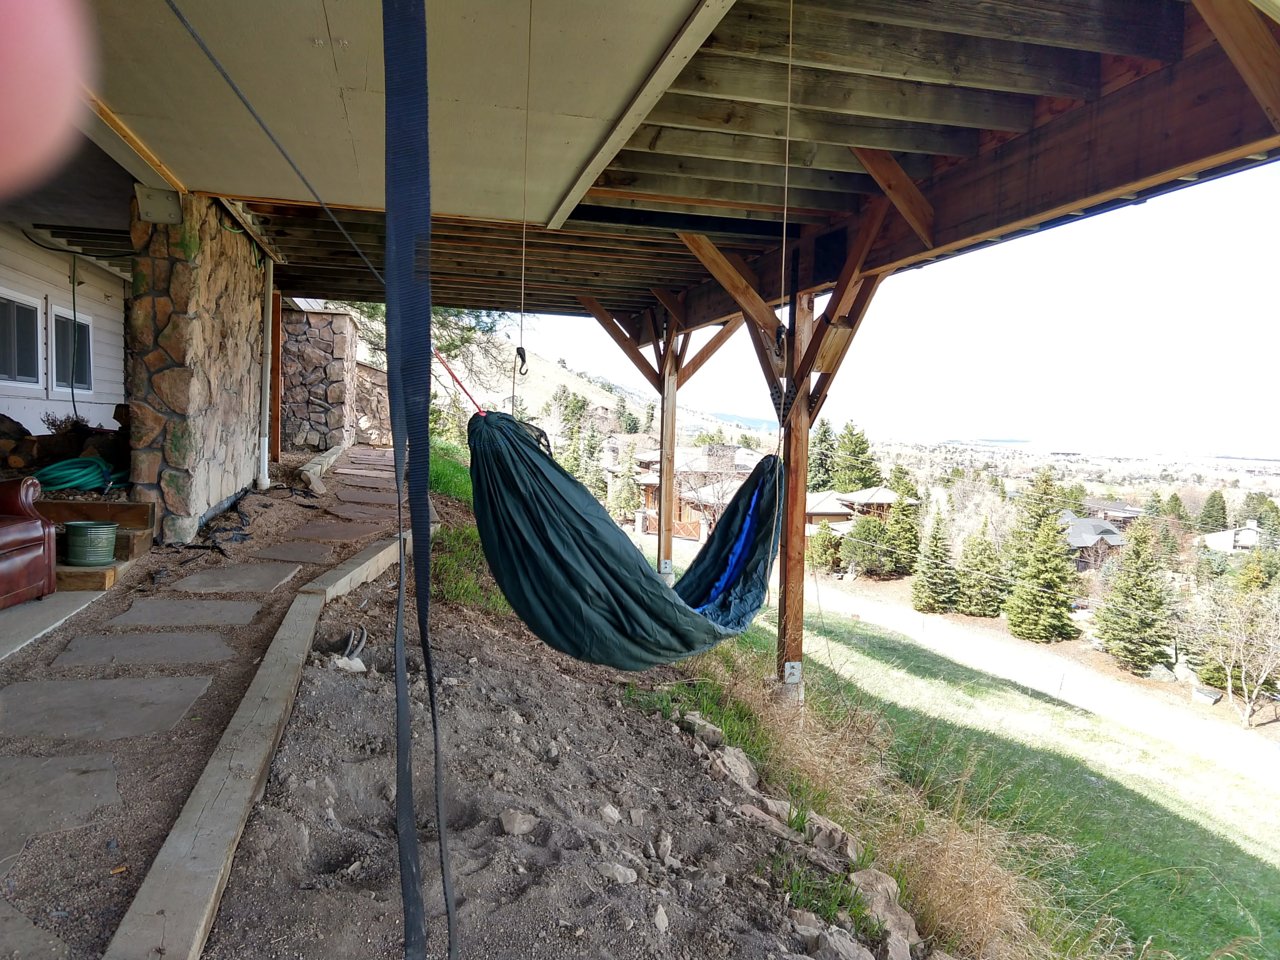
[55,313,92,390]
[0,296,39,383]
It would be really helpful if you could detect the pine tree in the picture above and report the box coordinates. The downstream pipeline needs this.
[1165,492,1190,523]
[883,497,920,575]
[808,418,836,491]
[614,396,639,434]
[841,516,893,578]
[1237,552,1269,593]
[957,521,1006,617]
[808,521,841,573]
[609,443,641,518]
[1143,492,1165,517]
[1199,490,1229,533]
[912,514,959,613]
[641,402,655,433]
[887,464,920,500]
[1157,522,1181,564]
[581,424,607,500]
[831,424,881,491]
[1007,467,1067,574]
[1061,483,1088,516]
[1005,517,1080,642]
[1097,520,1173,673]
[560,425,582,478]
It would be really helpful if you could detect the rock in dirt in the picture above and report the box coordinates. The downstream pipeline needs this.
[599,803,622,825]
[737,804,803,843]
[711,746,759,791]
[499,809,539,836]
[849,869,920,945]
[1173,661,1199,684]
[656,831,673,862]
[1192,686,1223,705]
[678,710,725,747]
[789,909,823,931]
[628,808,645,827]
[811,928,874,960]
[1148,664,1176,683]
[884,931,911,960]
[331,655,367,673]
[654,904,669,933]
[596,862,637,884]
[300,469,326,496]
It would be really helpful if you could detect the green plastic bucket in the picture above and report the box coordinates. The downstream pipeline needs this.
[64,521,118,566]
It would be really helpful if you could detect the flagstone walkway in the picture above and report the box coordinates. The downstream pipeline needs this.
[0,446,401,958]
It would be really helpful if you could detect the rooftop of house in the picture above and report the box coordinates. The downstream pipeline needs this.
[839,486,919,508]
[1060,512,1127,550]
[806,490,859,515]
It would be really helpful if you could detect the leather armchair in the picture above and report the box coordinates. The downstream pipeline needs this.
[0,477,57,610]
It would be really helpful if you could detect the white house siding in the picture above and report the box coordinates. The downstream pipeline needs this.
[0,225,127,431]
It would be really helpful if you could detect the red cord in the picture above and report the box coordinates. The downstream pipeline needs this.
[433,348,486,415]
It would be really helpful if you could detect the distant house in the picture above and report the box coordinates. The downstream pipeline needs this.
[838,486,919,521]
[1060,510,1127,570]
[1202,519,1264,553]
[632,443,763,540]
[806,490,858,526]
[1083,497,1143,529]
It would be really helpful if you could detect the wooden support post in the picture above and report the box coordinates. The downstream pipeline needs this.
[1193,0,1280,131]
[778,292,815,697]
[657,343,678,585]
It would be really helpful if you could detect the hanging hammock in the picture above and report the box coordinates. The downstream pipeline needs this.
[468,411,782,671]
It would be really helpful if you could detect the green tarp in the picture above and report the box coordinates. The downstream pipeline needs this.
[468,412,782,671]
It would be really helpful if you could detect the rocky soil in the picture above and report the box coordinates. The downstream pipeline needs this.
[204,536,938,959]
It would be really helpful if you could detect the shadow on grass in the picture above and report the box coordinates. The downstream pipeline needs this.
[733,622,1279,958]
[798,608,1092,716]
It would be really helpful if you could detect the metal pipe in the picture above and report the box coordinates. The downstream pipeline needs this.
[256,257,273,491]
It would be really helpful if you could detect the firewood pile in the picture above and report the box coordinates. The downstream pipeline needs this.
[0,406,130,473]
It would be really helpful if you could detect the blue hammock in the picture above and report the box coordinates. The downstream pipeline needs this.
[468,411,782,670]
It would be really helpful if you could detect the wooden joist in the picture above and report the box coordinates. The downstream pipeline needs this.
[609,150,877,195]
[577,295,661,392]
[677,316,745,387]
[589,173,861,215]
[670,55,1034,132]
[851,148,935,248]
[704,5,1100,99]
[677,233,782,344]
[647,94,979,157]
[750,0,1185,60]
[822,198,891,324]
[1192,0,1280,131]
[624,125,933,177]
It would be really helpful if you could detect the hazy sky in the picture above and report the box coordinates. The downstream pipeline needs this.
[519,160,1280,459]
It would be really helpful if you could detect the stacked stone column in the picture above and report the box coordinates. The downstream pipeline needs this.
[127,196,265,543]
[280,309,356,451]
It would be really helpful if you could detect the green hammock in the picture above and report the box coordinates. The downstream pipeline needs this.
[468,411,782,671]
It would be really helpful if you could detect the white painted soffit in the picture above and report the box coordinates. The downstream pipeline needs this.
[84,0,706,221]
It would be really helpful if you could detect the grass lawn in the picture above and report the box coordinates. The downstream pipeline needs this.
[733,614,1279,959]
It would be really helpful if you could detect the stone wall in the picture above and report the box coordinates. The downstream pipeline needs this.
[353,362,391,446]
[280,309,356,451]
[127,195,265,543]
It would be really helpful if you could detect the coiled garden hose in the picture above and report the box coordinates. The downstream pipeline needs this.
[32,457,129,493]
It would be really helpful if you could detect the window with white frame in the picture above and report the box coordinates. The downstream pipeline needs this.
[53,310,92,391]
[0,292,40,384]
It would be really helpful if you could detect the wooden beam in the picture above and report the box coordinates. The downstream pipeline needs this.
[671,55,1034,132]
[821,199,891,324]
[547,0,738,228]
[808,274,890,421]
[851,148,935,248]
[82,90,186,193]
[625,125,933,177]
[751,0,1185,60]
[648,93,979,157]
[589,173,857,215]
[704,5,1099,99]
[650,287,686,326]
[1249,0,1280,24]
[577,295,661,392]
[677,232,783,344]
[677,315,745,387]
[611,150,878,194]
[864,41,1280,274]
[1192,0,1280,131]
[778,292,815,691]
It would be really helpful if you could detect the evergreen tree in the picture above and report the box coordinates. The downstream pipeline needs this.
[883,497,920,575]
[738,433,761,450]
[1237,552,1269,593]
[1061,483,1088,516]
[957,521,1006,617]
[641,402,655,433]
[887,464,920,501]
[1199,490,1229,533]
[691,426,727,446]
[609,443,641,518]
[808,418,836,491]
[560,425,582,478]
[1097,520,1173,673]
[1164,492,1190,523]
[1157,522,1181,564]
[831,424,881,491]
[912,514,959,613]
[1006,517,1080,642]
[1143,491,1165,517]
[614,396,640,434]
[840,516,893,578]
[808,521,841,573]
[580,424,607,500]
[1007,467,1067,573]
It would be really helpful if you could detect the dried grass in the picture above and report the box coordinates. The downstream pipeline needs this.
[684,644,1135,960]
